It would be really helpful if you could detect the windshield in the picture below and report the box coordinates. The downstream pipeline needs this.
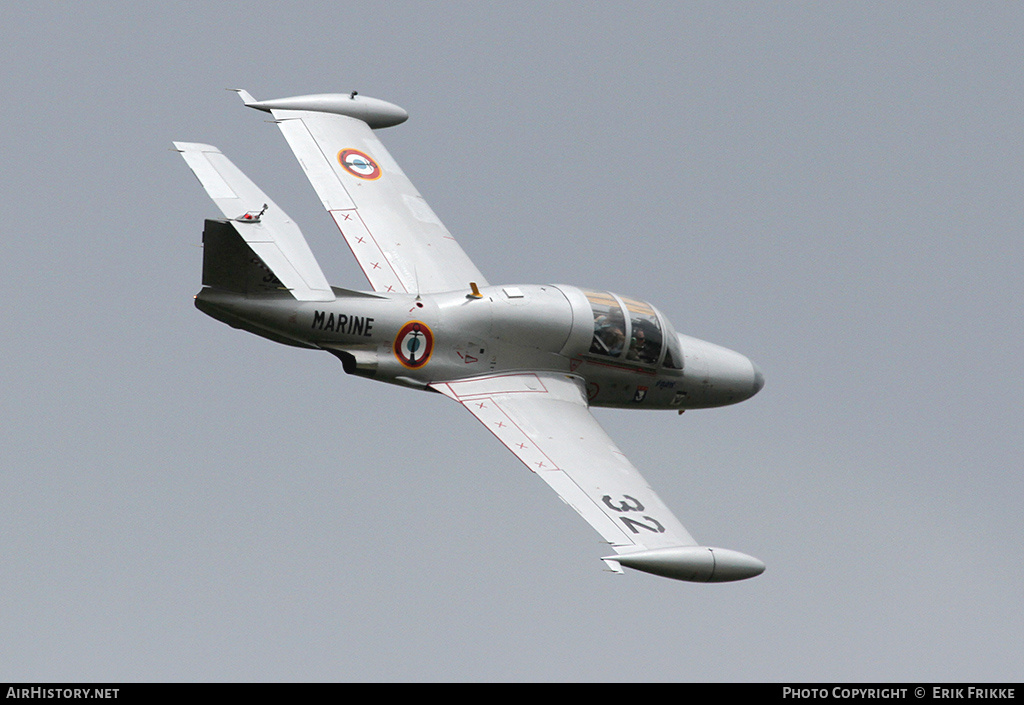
[620,296,663,365]
[582,290,680,369]
[659,313,684,370]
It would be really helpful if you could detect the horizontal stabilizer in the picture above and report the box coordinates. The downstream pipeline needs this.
[174,142,334,301]
[603,546,765,583]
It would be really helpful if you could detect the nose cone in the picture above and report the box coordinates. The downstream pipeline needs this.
[680,334,764,407]
[707,347,763,403]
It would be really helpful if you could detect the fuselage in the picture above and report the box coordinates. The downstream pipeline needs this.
[196,283,763,411]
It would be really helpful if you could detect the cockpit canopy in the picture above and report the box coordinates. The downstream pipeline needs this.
[582,289,683,369]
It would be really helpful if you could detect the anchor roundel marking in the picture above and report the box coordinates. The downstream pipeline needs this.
[338,148,382,180]
[393,321,434,369]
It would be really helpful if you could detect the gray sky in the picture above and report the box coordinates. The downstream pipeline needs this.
[1,2,1021,682]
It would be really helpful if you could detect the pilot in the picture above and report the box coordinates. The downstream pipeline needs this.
[592,313,625,356]
[607,328,625,356]
[627,327,654,363]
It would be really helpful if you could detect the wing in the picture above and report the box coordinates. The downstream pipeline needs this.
[432,372,695,554]
[238,91,486,295]
[431,372,765,582]
[174,141,334,302]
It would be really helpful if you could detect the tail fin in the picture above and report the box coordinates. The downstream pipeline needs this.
[200,218,286,295]
[174,141,335,302]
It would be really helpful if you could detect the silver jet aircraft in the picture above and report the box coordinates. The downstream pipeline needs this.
[175,90,766,583]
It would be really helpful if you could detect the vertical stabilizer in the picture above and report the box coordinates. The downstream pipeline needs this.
[201,219,286,296]
[174,142,335,302]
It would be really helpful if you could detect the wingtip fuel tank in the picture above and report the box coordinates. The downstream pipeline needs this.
[604,546,765,582]
[232,89,409,129]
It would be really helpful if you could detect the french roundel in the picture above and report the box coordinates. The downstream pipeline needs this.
[338,148,382,180]
[393,321,434,369]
